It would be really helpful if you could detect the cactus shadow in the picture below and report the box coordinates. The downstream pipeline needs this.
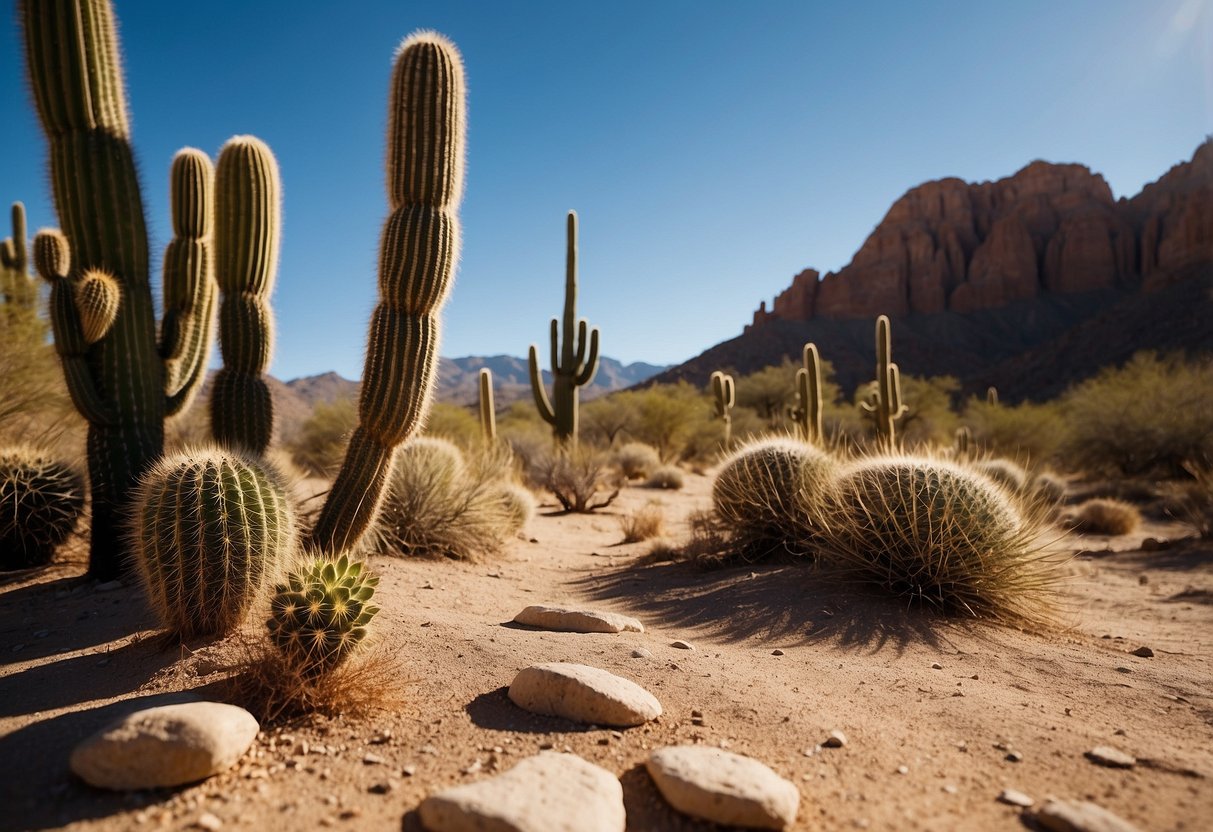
[573,560,948,654]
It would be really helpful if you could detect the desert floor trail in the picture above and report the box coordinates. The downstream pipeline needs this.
[1,471,1211,831]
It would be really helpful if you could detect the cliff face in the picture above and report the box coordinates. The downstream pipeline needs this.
[748,141,1213,329]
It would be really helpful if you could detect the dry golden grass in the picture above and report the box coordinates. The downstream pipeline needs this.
[1071,498,1142,536]
[644,464,685,490]
[619,501,666,543]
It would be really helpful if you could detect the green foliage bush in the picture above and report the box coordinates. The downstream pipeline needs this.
[962,398,1069,464]
[288,397,358,477]
[615,442,660,479]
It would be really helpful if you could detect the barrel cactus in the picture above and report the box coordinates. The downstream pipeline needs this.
[0,447,86,569]
[268,555,379,675]
[130,449,296,639]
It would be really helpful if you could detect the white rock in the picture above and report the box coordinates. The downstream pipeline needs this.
[631,648,653,659]
[998,789,1035,807]
[418,752,624,832]
[646,745,799,830]
[509,663,661,727]
[514,604,643,634]
[1035,799,1142,832]
[670,639,695,650]
[70,702,259,790]
[1085,746,1136,768]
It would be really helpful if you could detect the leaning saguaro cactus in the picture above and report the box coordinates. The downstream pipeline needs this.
[789,343,825,444]
[308,32,466,556]
[479,368,497,443]
[211,136,282,455]
[859,315,907,446]
[20,0,219,579]
[710,371,735,450]
[528,211,601,446]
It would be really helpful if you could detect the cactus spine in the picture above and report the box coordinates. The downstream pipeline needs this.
[20,1,218,579]
[859,315,907,446]
[789,343,825,443]
[479,368,497,443]
[211,137,281,454]
[528,211,601,446]
[710,371,735,450]
[308,32,465,556]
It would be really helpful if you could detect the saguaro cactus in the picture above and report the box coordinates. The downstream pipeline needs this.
[20,0,218,579]
[987,386,999,406]
[308,32,465,556]
[859,315,907,446]
[1,202,37,309]
[710,371,735,450]
[528,211,601,446]
[211,136,281,454]
[789,343,825,444]
[479,368,497,443]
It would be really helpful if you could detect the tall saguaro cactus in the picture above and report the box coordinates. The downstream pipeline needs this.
[710,371,735,450]
[528,211,601,446]
[211,137,281,454]
[479,368,497,443]
[1,202,37,309]
[859,315,907,446]
[790,343,825,444]
[308,31,465,556]
[21,0,218,578]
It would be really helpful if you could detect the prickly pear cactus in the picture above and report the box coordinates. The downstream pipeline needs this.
[268,555,379,674]
[0,447,86,570]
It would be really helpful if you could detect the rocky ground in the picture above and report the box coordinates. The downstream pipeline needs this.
[1,471,1211,831]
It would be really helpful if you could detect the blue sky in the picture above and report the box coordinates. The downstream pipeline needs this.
[1,0,1209,380]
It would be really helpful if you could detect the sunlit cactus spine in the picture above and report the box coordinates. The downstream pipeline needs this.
[789,343,824,444]
[859,315,907,446]
[479,368,497,443]
[528,210,601,447]
[211,137,280,455]
[710,371,735,450]
[268,555,379,675]
[0,447,86,570]
[309,31,466,556]
[130,450,296,639]
[1,202,37,309]
[20,0,218,579]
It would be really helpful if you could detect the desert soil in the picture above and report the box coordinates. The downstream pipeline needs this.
[1,471,1211,832]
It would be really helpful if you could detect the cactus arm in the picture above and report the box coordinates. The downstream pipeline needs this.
[573,326,600,387]
[549,317,560,376]
[573,318,588,370]
[528,344,557,425]
[73,270,120,344]
[1,202,29,275]
[562,211,578,369]
[725,375,735,408]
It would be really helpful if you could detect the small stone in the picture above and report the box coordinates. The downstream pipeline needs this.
[368,780,396,795]
[931,662,943,670]
[508,662,662,727]
[631,648,653,659]
[1130,646,1154,658]
[362,753,385,765]
[896,765,909,775]
[1006,751,1024,763]
[690,709,703,718]
[1085,746,1136,768]
[401,765,417,777]
[513,604,644,634]
[942,784,958,794]
[1137,575,1148,585]
[998,789,1035,807]
[671,640,695,650]
[70,702,259,790]
[771,649,785,656]
[1035,798,1142,832]
[823,730,847,749]
[646,745,799,830]
[194,813,223,831]
[419,752,624,832]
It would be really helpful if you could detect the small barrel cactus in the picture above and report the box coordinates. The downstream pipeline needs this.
[268,555,379,674]
[0,447,86,570]
[130,449,296,639]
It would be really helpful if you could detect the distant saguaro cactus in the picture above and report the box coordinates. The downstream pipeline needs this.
[987,386,999,406]
[528,211,601,446]
[479,368,497,443]
[859,315,907,446]
[710,371,735,450]
[954,425,973,460]
[789,343,824,444]
[308,31,466,556]
[1,202,37,309]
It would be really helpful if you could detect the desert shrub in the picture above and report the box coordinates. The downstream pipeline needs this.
[0,446,86,569]
[895,375,962,448]
[287,397,358,477]
[582,395,637,447]
[1060,352,1213,477]
[538,446,622,513]
[711,436,838,560]
[1070,498,1142,536]
[822,455,1061,624]
[973,457,1028,493]
[425,401,483,448]
[615,442,660,479]
[367,437,515,559]
[493,480,536,532]
[963,398,1069,463]
[1174,460,1213,538]
[624,382,711,461]
[498,402,552,484]
[620,501,666,543]
[644,464,685,490]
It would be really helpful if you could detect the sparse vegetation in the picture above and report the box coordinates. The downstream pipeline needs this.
[287,397,358,477]
[1070,498,1142,536]
[539,446,622,513]
[620,501,666,543]
[645,465,686,490]
[615,441,660,480]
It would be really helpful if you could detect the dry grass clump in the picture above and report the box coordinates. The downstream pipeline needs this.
[493,480,536,532]
[822,455,1063,624]
[539,447,622,513]
[1070,498,1142,536]
[644,465,685,490]
[972,457,1028,493]
[615,442,660,480]
[620,501,666,543]
[1175,459,1213,538]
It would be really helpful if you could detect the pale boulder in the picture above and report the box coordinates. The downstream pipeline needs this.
[646,745,800,830]
[508,662,661,727]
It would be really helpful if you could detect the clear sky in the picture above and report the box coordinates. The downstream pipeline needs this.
[1,1,1210,381]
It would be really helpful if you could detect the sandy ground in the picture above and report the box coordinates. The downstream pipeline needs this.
[1,471,1211,832]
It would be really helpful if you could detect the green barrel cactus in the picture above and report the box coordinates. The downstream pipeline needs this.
[309,32,466,555]
[859,315,907,446]
[479,368,497,443]
[130,449,296,639]
[211,136,281,455]
[710,371,735,450]
[528,211,601,446]
[0,447,86,570]
[268,555,379,675]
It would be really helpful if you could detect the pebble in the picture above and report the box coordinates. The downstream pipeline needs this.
[771,649,785,656]
[513,604,644,634]
[509,663,662,727]
[368,780,397,795]
[1006,751,1024,763]
[896,765,909,775]
[419,752,624,832]
[931,662,943,670]
[998,789,1035,807]
[70,702,259,790]
[193,813,223,831]
[362,753,385,765]
[1034,798,1142,832]
[671,640,695,650]
[823,730,848,749]
[1085,746,1136,768]
[646,745,799,830]
[1129,646,1154,658]
[631,648,653,659]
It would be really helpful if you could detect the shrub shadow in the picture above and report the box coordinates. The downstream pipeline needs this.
[465,685,594,734]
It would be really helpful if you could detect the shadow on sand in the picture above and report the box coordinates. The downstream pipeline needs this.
[465,685,600,734]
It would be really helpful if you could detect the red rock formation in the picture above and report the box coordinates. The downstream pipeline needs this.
[749,141,1212,326]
